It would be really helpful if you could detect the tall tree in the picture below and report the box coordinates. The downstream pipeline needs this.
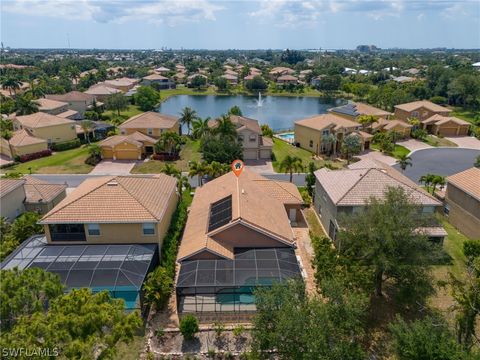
[15,93,39,115]
[80,120,95,144]
[188,161,208,187]
[105,92,128,116]
[305,162,317,198]
[357,114,378,131]
[134,86,159,111]
[214,114,237,139]
[179,107,198,135]
[279,155,304,183]
[341,134,361,164]
[191,117,211,139]
[0,76,22,96]
[398,154,412,172]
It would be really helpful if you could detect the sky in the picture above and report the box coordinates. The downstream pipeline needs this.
[1,0,479,50]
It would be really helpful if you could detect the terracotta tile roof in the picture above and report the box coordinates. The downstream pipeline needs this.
[260,136,273,147]
[57,109,79,118]
[295,113,360,132]
[100,131,156,148]
[277,74,298,81]
[394,100,451,113]
[104,78,138,87]
[422,114,470,126]
[330,102,392,117]
[0,179,25,198]
[447,167,480,201]
[36,98,68,111]
[119,112,178,130]
[9,129,47,147]
[85,84,121,96]
[315,164,440,206]
[40,175,177,224]
[372,118,413,130]
[143,74,169,81]
[15,112,75,128]
[269,67,294,75]
[178,170,301,261]
[222,74,238,80]
[208,115,262,134]
[23,176,66,204]
[46,91,94,102]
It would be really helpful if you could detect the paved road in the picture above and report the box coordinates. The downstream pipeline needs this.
[392,148,480,183]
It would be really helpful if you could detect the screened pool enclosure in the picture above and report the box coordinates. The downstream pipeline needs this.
[1,235,158,310]
[176,248,302,313]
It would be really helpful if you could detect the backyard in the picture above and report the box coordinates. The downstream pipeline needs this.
[103,104,143,123]
[2,146,94,175]
[272,138,344,172]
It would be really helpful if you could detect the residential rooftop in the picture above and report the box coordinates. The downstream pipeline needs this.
[394,100,451,113]
[118,111,178,129]
[295,113,360,131]
[15,112,75,128]
[329,102,392,118]
[447,167,480,201]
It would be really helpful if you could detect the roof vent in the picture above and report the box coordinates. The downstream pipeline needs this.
[107,180,118,186]
[241,188,245,194]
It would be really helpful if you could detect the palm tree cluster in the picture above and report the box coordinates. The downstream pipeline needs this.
[279,155,304,182]
[188,160,230,187]
[154,132,184,158]
[419,173,446,195]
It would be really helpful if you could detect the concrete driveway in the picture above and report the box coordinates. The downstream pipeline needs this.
[0,154,14,167]
[356,150,397,166]
[392,148,480,183]
[397,139,433,152]
[244,159,275,174]
[90,160,140,175]
[445,136,480,150]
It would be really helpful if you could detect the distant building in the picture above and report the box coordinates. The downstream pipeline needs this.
[36,98,80,120]
[141,74,175,89]
[0,179,26,222]
[356,45,379,52]
[45,91,96,118]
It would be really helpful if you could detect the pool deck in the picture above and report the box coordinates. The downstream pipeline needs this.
[274,132,295,144]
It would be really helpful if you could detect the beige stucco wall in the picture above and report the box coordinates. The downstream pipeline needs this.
[0,140,12,158]
[67,100,89,116]
[1,186,26,221]
[212,223,291,248]
[120,124,180,138]
[394,107,450,122]
[101,142,141,160]
[25,190,66,215]
[294,124,322,154]
[41,104,69,116]
[17,123,77,144]
[11,142,48,157]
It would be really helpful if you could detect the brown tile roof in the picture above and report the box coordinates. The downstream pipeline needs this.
[208,115,262,134]
[177,170,302,261]
[15,112,75,128]
[36,98,68,111]
[57,109,79,118]
[277,74,298,81]
[0,179,25,198]
[447,167,480,201]
[331,102,392,117]
[315,164,440,206]
[46,91,94,102]
[394,100,451,113]
[143,74,169,81]
[295,113,360,132]
[269,67,294,75]
[119,112,178,130]
[100,131,156,148]
[40,175,177,224]
[222,74,238,80]
[372,118,413,130]
[104,78,138,87]
[422,114,470,126]
[9,129,47,147]
[23,176,66,204]
[85,84,121,96]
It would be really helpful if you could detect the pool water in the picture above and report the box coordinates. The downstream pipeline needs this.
[277,132,295,141]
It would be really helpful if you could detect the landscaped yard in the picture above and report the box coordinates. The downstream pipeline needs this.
[423,135,458,147]
[2,146,94,175]
[371,143,410,159]
[272,138,344,172]
[103,104,143,123]
[304,207,326,238]
[450,107,479,125]
[130,139,201,173]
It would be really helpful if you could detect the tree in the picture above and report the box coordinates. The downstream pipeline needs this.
[1,268,64,330]
[15,93,39,115]
[201,136,243,164]
[1,119,13,140]
[228,105,242,116]
[0,96,16,115]
[134,86,159,111]
[161,163,181,177]
[189,161,209,187]
[213,114,237,139]
[261,124,273,138]
[143,267,173,310]
[431,175,446,195]
[305,162,316,198]
[337,187,437,302]
[105,92,128,116]
[389,315,468,360]
[214,76,228,91]
[0,288,142,359]
[155,131,183,156]
[279,155,303,182]
[475,155,480,168]
[180,314,199,340]
[190,75,207,89]
[341,134,362,164]
[9,212,44,243]
[398,154,412,172]
[357,114,378,130]
[252,280,367,360]
[322,133,337,156]
[179,107,198,135]
[0,76,22,96]
[206,161,228,179]
[191,117,211,139]
[245,75,267,92]
[80,120,95,144]
[280,49,305,64]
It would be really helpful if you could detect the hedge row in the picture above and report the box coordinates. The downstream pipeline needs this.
[51,139,81,151]
[143,192,192,309]
[17,149,52,163]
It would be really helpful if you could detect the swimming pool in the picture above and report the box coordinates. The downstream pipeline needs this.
[277,132,295,141]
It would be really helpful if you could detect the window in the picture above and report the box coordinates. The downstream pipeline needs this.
[238,135,244,142]
[120,130,126,135]
[322,130,329,136]
[87,223,100,236]
[147,128,153,135]
[422,206,435,214]
[249,134,256,142]
[143,223,155,235]
[309,140,313,148]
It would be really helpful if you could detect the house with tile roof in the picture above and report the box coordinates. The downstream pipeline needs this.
[314,159,446,241]
[99,131,157,160]
[421,114,470,137]
[39,175,178,247]
[329,102,392,121]
[84,83,122,101]
[445,167,480,239]
[36,98,80,120]
[294,113,373,155]
[0,179,26,221]
[141,74,175,89]
[13,112,77,145]
[119,111,180,138]
[208,115,272,160]
[23,176,67,215]
[7,129,48,157]
[176,169,304,314]
[394,100,451,122]
[371,118,413,137]
[46,91,96,118]
[103,77,139,92]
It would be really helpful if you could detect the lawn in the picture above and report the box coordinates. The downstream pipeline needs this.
[423,135,458,147]
[103,104,143,123]
[371,143,410,159]
[130,139,201,173]
[2,146,94,175]
[114,331,145,360]
[450,107,479,125]
[304,207,326,238]
[272,138,344,172]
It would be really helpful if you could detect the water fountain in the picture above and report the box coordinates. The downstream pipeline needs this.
[255,92,264,107]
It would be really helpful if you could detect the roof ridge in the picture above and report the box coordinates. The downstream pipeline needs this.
[380,169,439,202]
[116,178,162,221]
[335,168,373,205]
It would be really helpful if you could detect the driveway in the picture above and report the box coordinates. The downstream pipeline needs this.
[445,136,480,150]
[392,148,480,183]
[244,159,275,174]
[356,150,397,166]
[0,154,14,167]
[397,139,433,152]
[90,160,140,175]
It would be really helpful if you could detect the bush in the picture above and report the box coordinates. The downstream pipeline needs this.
[429,96,447,105]
[18,149,52,163]
[464,240,480,263]
[51,139,81,151]
[84,155,101,166]
[411,129,428,141]
[143,267,173,310]
[180,314,199,340]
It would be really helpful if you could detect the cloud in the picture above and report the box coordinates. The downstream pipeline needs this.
[2,0,223,25]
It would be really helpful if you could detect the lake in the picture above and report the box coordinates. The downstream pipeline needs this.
[157,95,347,131]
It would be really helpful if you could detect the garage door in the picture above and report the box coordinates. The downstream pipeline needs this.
[116,149,140,160]
[243,149,258,160]
[259,149,271,159]
[102,148,114,159]
[457,127,469,136]
[439,127,458,136]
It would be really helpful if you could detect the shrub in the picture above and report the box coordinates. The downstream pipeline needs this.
[464,240,480,263]
[51,139,81,151]
[233,324,245,338]
[180,314,199,340]
[155,328,165,339]
[143,267,173,310]
[18,149,52,163]
[429,96,447,105]
[213,321,225,338]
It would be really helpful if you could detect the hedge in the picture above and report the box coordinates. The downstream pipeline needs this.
[18,149,52,163]
[51,138,81,151]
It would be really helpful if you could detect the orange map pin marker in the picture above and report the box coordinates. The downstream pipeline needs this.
[231,159,244,177]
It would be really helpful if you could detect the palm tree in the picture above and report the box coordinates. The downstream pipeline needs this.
[279,155,304,183]
[80,120,94,144]
[321,133,337,156]
[27,80,45,99]
[214,114,237,139]
[177,175,191,196]
[189,161,208,187]
[397,154,412,172]
[192,117,211,140]
[161,163,181,177]
[88,144,101,158]
[419,173,435,193]
[15,94,39,115]
[179,107,198,136]
[155,132,182,157]
[206,161,226,179]
[69,66,81,88]
[1,76,22,96]
[431,175,446,195]
[357,114,378,131]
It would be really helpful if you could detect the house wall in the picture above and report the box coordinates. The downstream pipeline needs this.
[1,186,26,221]
[313,179,338,239]
[329,111,356,121]
[446,183,480,239]
[68,100,90,116]
[294,124,322,154]
[41,104,69,116]
[16,123,77,144]
[101,142,142,160]
[11,142,48,157]
[1,140,12,158]
[238,128,260,150]
[432,122,469,137]
[120,125,180,138]
[394,106,450,122]
[24,190,67,215]
[212,223,291,248]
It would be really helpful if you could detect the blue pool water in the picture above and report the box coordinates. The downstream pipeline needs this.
[277,132,295,140]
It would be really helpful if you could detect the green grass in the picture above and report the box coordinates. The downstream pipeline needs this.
[304,207,326,237]
[450,107,479,125]
[438,216,470,277]
[114,332,145,360]
[130,139,201,173]
[103,104,143,123]
[371,143,410,159]
[2,145,94,175]
[272,138,344,172]
[423,135,458,148]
